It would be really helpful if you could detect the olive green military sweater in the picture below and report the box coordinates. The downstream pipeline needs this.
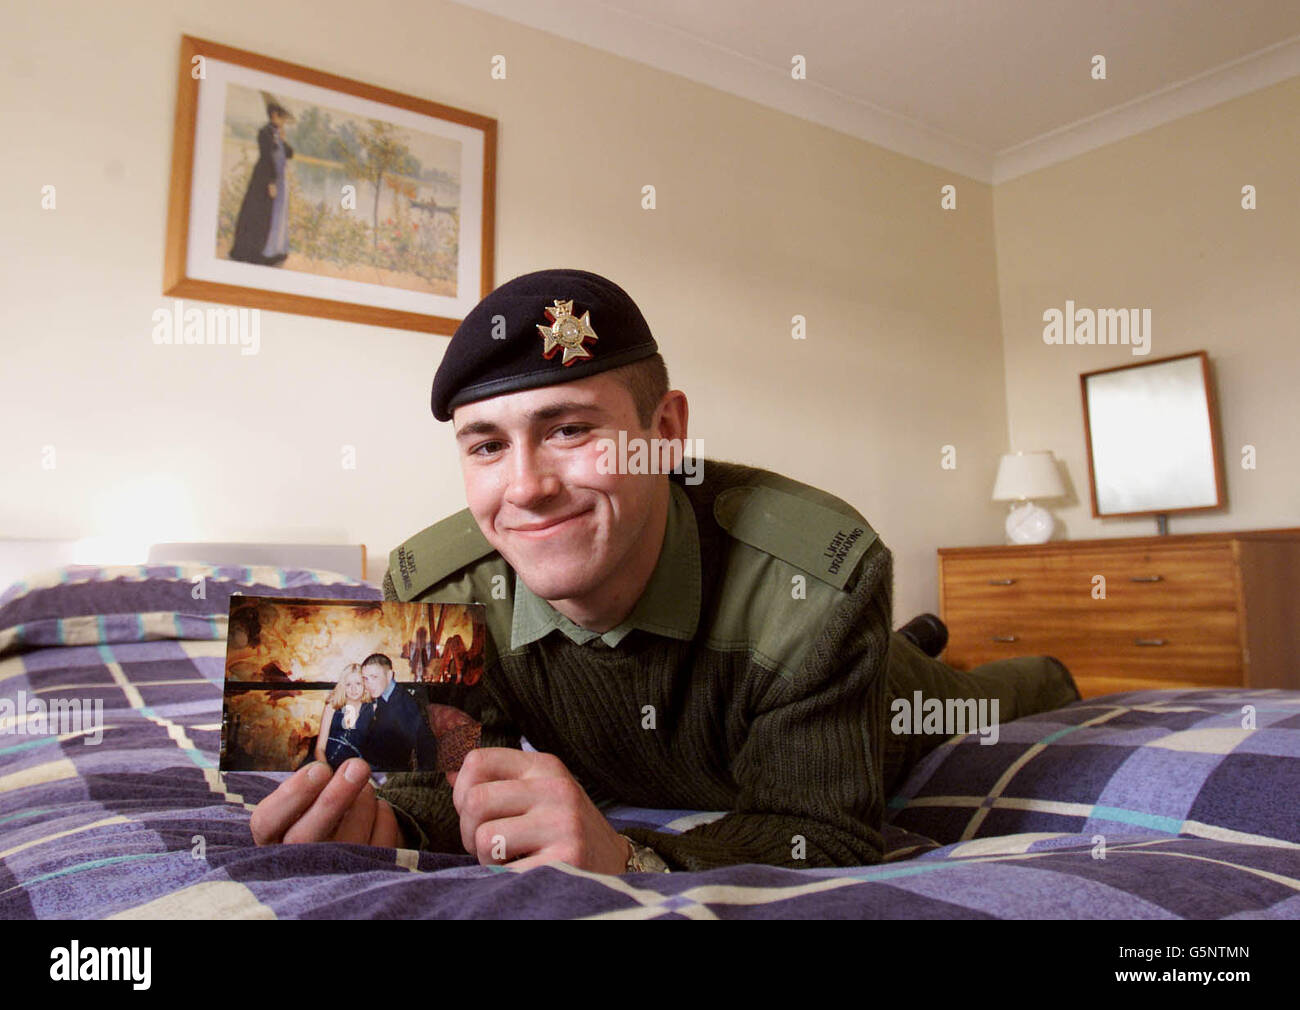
[377,459,892,871]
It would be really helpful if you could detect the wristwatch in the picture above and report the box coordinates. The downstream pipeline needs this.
[620,833,671,873]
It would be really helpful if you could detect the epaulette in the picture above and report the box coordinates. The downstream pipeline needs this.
[388,509,496,602]
[713,484,878,592]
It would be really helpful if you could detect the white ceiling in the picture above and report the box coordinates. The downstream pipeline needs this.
[453,0,1300,181]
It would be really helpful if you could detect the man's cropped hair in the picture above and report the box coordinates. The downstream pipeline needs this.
[612,353,670,428]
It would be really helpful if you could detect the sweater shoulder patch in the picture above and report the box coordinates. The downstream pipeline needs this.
[714,485,877,591]
[389,509,496,602]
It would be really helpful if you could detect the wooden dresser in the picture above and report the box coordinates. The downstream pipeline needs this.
[938,529,1300,698]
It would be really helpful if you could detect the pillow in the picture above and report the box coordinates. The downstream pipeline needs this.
[886,687,1300,849]
[0,562,380,656]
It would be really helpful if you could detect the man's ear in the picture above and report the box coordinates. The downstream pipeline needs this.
[654,390,688,440]
[653,390,689,471]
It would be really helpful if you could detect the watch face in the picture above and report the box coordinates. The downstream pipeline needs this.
[623,837,669,872]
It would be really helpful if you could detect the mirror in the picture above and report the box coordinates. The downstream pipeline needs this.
[1080,351,1225,520]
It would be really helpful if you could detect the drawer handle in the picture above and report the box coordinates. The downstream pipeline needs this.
[987,578,1016,586]
[1134,638,1167,647]
[1129,575,1163,583]
[991,634,1018,643]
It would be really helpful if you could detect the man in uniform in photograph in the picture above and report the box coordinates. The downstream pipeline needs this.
[357,654,439,772]
[250,268,1079,874]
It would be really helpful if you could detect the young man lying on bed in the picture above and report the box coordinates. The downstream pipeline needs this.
[250,268,1079,874]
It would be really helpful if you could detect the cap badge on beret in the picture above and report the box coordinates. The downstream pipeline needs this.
[536,299,598,365]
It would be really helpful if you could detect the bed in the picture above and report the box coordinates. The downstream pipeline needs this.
[1,559,1296,919]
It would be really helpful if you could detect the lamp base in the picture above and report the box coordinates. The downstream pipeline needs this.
[1005,501,1055,545]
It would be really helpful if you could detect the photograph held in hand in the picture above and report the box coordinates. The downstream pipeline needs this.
[221,596,487,775]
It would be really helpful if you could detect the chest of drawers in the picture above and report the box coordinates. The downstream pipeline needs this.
[938,529,1300,697]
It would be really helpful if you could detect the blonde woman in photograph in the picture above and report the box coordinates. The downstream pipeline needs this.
[314,664,375,770]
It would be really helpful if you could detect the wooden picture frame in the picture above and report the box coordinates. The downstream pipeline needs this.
[1080,350,1227,520]
[164,35,496,334]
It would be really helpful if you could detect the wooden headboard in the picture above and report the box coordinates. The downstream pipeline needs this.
[147,543,368,582]
[0,540,370,589]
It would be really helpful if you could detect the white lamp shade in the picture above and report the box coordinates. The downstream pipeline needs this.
[992,451,1066,501]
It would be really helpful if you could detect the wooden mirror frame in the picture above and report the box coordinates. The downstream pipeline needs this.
[1080,350,1227,520]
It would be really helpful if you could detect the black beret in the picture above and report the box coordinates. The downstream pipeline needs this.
[431,268,659,421]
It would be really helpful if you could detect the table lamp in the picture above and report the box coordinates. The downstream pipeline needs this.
[992,451,1066,544]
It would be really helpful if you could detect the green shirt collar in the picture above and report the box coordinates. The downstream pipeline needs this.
[510,481,701,649]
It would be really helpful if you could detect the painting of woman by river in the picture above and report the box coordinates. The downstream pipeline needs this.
[218,82,463,297]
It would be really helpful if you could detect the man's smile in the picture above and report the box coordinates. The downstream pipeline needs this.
[506,507,595,537]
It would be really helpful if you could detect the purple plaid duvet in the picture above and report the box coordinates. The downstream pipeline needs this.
[1,565,1297,919]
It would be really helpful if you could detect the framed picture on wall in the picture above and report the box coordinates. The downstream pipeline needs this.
[163,35,496,334]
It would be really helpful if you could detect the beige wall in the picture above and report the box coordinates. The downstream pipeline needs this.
[993,75,1300,540]
[1,0,1010,620]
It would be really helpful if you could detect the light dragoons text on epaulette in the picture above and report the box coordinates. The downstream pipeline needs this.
[397,545,418,593]
[824,526,868,577]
